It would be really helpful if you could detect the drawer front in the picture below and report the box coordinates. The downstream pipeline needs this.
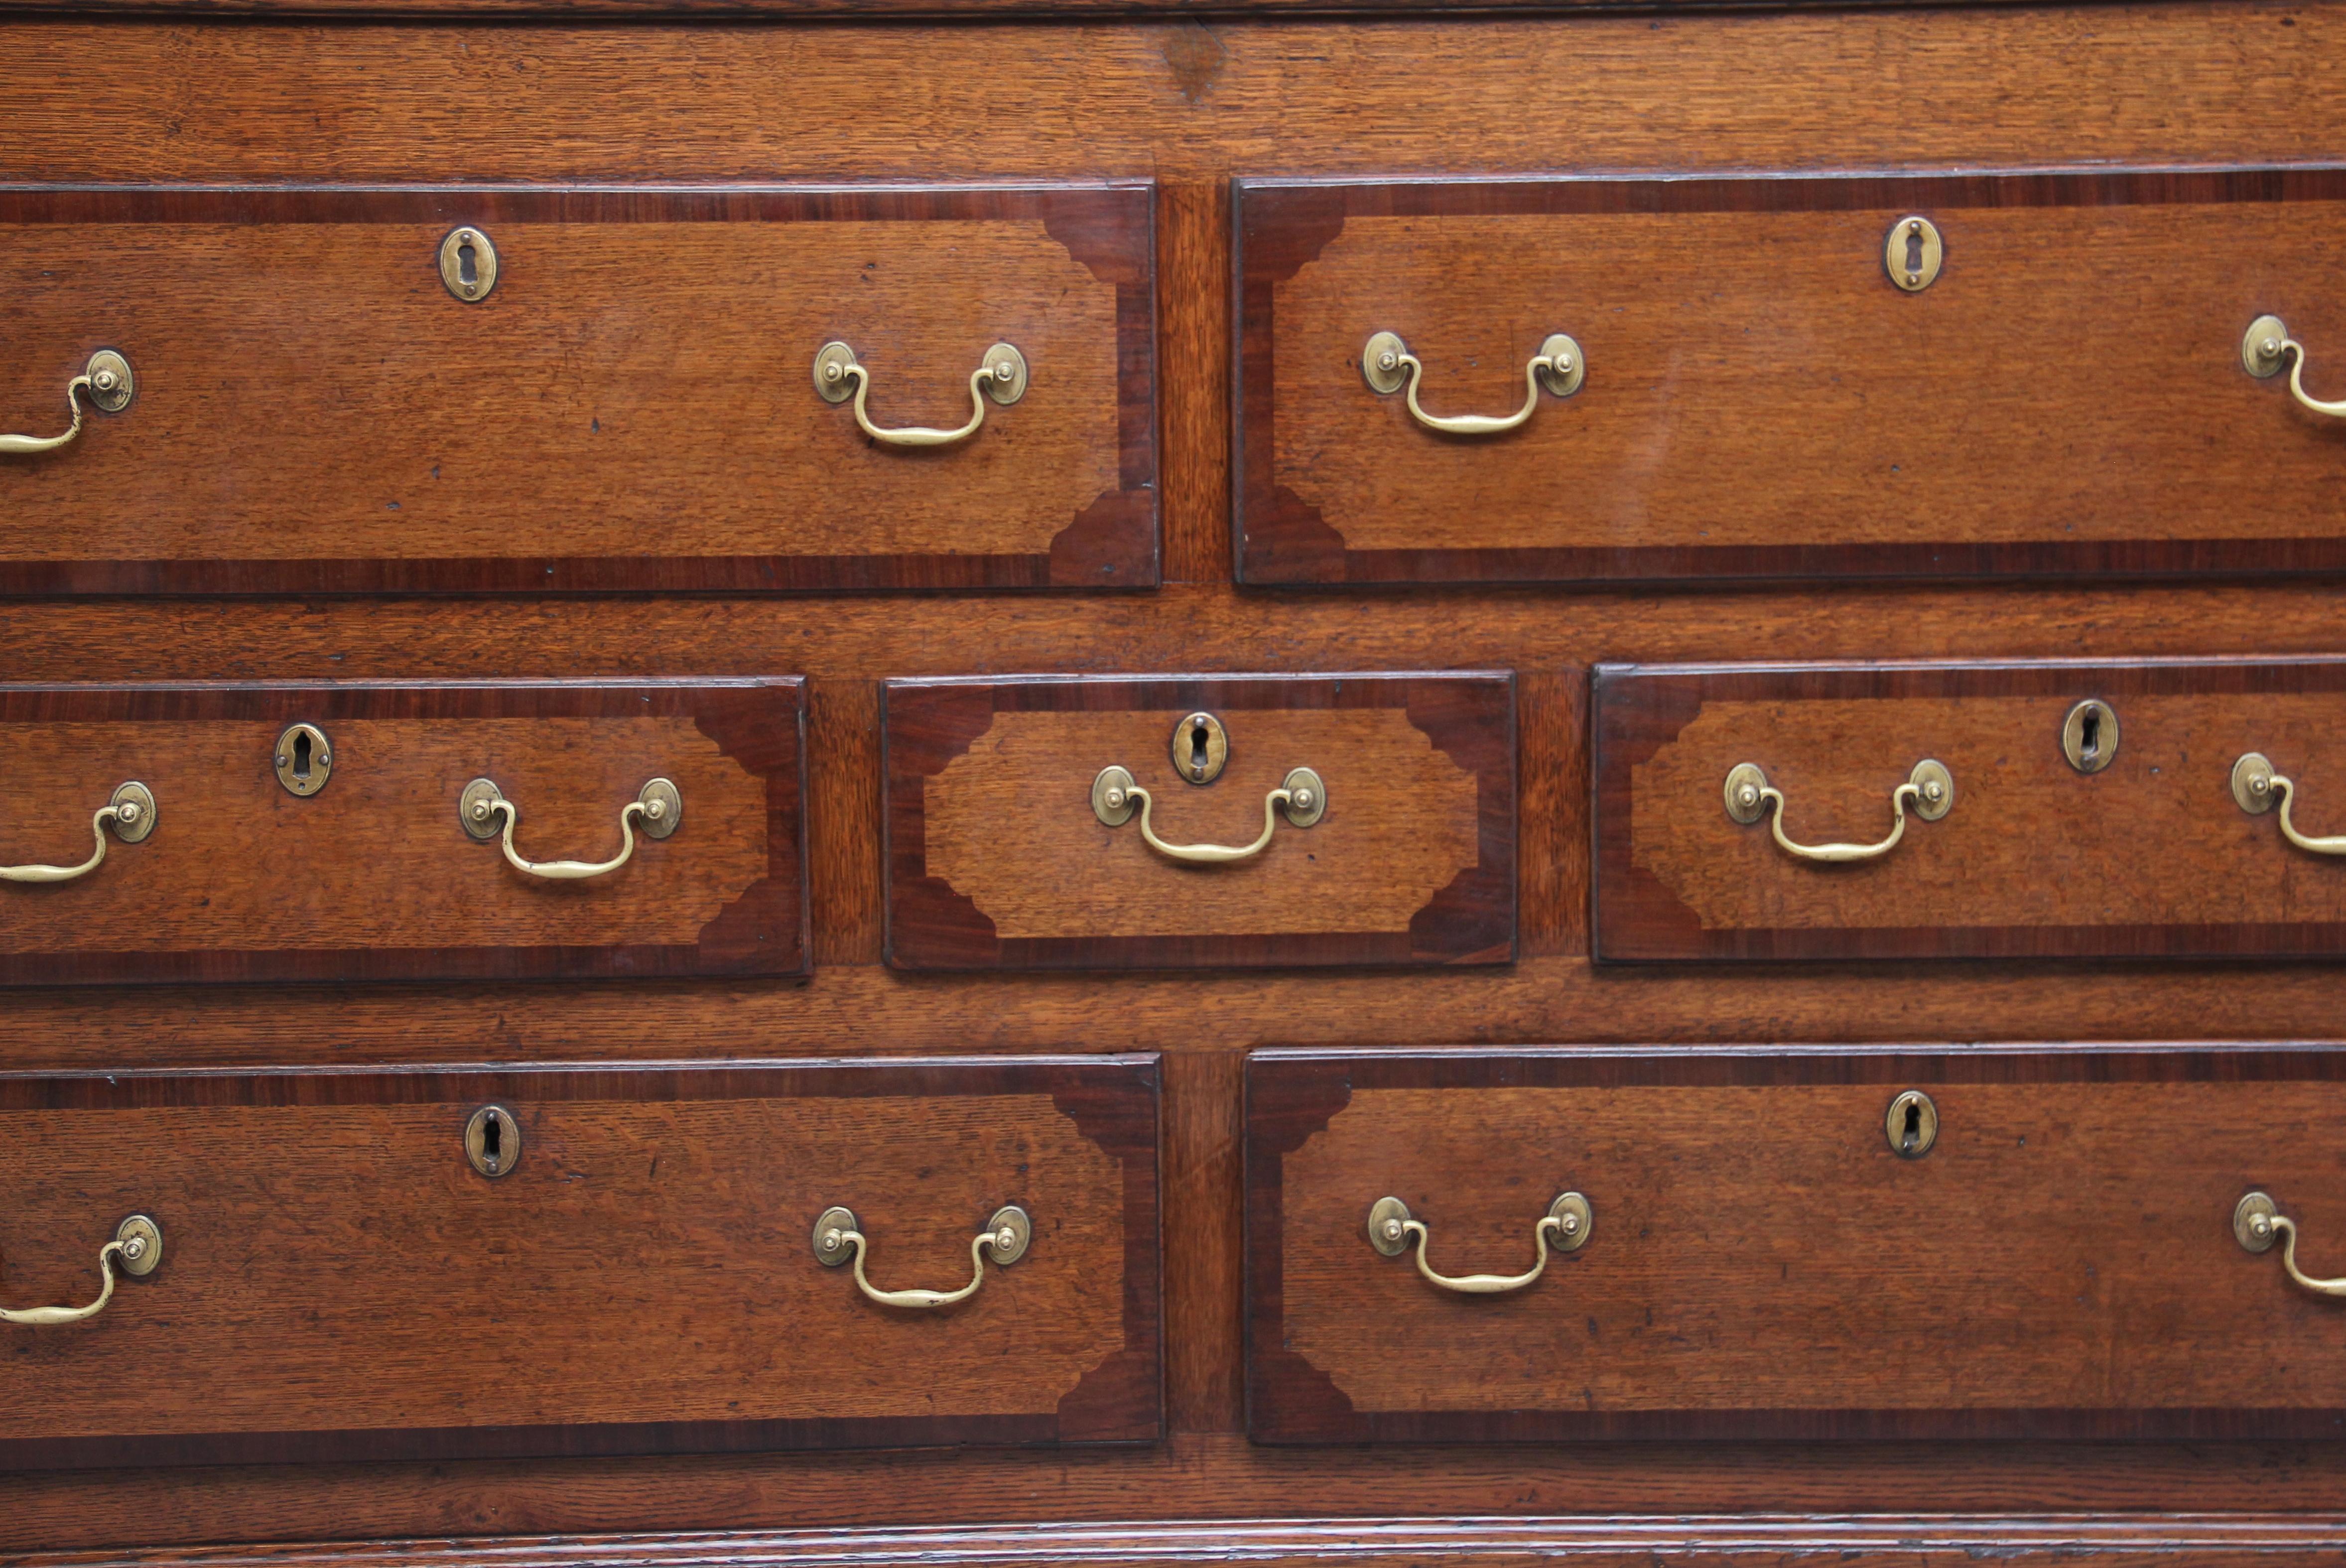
[0,186,1154,593]
[1592,657,2346,962]
[1236,170,2346,586]
[883,672,1514,969]
[0,679,806,983]
[1247,1047,2346,1442]
[0,1056,1160,1467]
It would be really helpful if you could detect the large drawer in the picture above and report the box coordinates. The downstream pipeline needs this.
[0,185,1155,593]
[1246,1046,2346,1442]
[1593,656,2346,962]
[0,1055,1161,1467]
[0,679,806,983]
[1235,169,2346,586]
[883,672,1515,969]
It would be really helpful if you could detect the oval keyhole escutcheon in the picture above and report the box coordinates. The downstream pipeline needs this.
[1884,215,1943,292]
[465,1104,521,1179]
[1886,1090,1939,1159]
[273,722,333,797]
[438,227,500,303]
[1171,712,1229,785]
[2061,699,2119,774]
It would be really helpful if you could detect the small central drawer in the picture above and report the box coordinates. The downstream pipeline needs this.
[0,679,807,983]
[1236,169,2346,586]
[883,672,1515,969]
[1247,1047,2346,1442]
[0,1055,1161,1468]
[0,185,1155,593]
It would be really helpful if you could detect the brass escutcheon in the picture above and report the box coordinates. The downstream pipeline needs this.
[1886,1089,1939,1158]
[2061,700,2119,774]
[438,228,499,303]
[1885,216,1943,292]
[464,1104,521,1179]
[273,723,333,797]
[1172,712,1229,785]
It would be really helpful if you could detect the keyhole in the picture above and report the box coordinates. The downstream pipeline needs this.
[2078,708,2100,763]
[480,1110,502,1172]
[1900,1099,1922,1153]
[1189,720,1211,779]
[457,241,480,290]
[291,729,313,782]
[1904,222,1925,280]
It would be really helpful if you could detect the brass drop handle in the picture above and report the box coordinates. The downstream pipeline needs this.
[812,1204,1031,1309]
[1090,765,1327,865]
[0,351,134,456]
[0,1215,163,1326]
[0,783,157,885]
[813,340,1028,448]
[1367,1193,1591,1295]
[1723,759,1955,864]
[2231,753,2346,854]
[2235,1192,2346,1298]
[1362,329,1583,436]
[2242,316,2346,417]
[459,777,681,881]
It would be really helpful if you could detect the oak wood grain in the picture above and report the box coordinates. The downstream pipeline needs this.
[0,1055,1160,1467]
[1593,658,2346,961]
[0,680,806,983]
[1249,1046,2346,1442]
[885,674,1514,969]
[0,188,1154,594]
[1236,172,2346,585]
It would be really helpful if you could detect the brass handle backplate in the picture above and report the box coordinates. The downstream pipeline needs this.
[2236,1191,2346,1298]
[814,340,1028,448]
[1724,759,1954,863]
[1366,1192,1590,1295]
[1,782,157,884]
[0,1215,163,1326]
[0,351,134,456]
[1090,765,1326,864]
[1362,330,1583,435]
[460,777,681,880]
[2243,315,2346,418]
[812,1204,1031,1308]
[2232,752,2346,855]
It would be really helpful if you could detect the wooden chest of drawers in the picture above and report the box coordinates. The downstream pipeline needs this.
[8,3,2346,1567]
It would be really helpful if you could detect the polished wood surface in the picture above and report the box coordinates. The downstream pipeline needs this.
[1248,1046,2346,1442]
[1237,171,2346,585]
[885,674,1513,968]
[1592,658,2346,961]
[8,2,2346,1558]
[0,188,1155,594]
[0,1055,1160,1467]
[0,680,806,983]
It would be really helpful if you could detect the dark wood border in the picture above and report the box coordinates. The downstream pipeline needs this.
[0,184,1156,596]
[1591,655,2346,962]
[1245,1043,2346,1444]
[0,1053,1161,1469]
[881,672,1515,971]
[18,1512,2346,1568]
[1232,167,2346,587]
[0,678,809,985]
[0,0,2185,15]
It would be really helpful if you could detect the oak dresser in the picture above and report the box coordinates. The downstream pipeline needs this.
[6,0,2346,1564]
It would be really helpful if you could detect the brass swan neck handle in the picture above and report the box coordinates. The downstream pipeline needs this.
[1367,1192,1591,1295]
[812,1204,1031,1308]
[2236,1191,2346,1298]
[1724,759,1955,864]
[2233,753,2346,854]
[814,340,1028,448]
[1362,330,1583,436]
[0,351,134,456]
[0,783,157,885]
[0,1215,163,1326]
[460,777,681,881]
[2243,315,2346,418]
[1091,765,1326,865]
